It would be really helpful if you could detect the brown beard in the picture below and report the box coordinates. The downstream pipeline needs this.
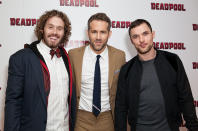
[90,40,107,52]
[137,44,153,54]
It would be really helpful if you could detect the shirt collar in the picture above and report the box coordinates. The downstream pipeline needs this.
[88,45,108,61]
[37,40,53,59]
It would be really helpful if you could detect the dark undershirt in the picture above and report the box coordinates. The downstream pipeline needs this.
[136,58,171,131]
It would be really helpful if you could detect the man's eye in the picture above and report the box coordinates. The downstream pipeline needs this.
[132,35,138,39]
[91,31,97,33]
[101,31,107,34]
[143,32,149,36]
[57,27,64,31]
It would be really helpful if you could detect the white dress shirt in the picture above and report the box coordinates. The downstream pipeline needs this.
[79,45,110,112]
[37,41,69,131]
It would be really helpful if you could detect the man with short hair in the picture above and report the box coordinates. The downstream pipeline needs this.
[115,19,198,131]
[4,10,76,131]
[69,13,125,131]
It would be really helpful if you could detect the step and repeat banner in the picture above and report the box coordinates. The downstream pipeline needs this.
[0,0,198,130]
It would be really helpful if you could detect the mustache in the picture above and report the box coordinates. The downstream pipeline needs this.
[48,34,59,38]
[95,39,102,42]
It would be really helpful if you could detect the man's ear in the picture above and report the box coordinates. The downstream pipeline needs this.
[108,30,112,38]
[152,31,155,39]
[40,29,44,34]
[86,29,89,37]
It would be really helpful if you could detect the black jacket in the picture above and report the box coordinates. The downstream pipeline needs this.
[115,49,198,131]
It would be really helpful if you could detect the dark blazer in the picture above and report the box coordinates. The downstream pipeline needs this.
[4,41,76,131]
[115,49,198,131]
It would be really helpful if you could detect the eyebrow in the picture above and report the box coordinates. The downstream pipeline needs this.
[132,30,150,35]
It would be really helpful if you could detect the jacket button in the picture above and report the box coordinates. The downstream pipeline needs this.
[77,96,80,99]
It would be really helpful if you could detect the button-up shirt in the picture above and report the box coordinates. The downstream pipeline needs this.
[37,41,69,131]
[79,45,110,112]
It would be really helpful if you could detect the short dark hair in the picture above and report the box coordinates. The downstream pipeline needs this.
[88,13,111,31]
[35,9,71,45]
[128,19,152,36]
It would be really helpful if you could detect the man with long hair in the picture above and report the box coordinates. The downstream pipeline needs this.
[4,10,76,131]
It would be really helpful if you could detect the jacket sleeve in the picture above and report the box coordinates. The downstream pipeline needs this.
[114,66,128,131]
[4,54,24,131]
[176,55,198,131]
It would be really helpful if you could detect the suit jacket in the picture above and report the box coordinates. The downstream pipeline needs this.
[4,41,76,131]
[68,45,125,120]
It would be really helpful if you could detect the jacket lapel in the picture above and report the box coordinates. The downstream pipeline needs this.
[76,46,86,97]
[27,41,47,108]
[108,46,115,89]
[34,56,47,108]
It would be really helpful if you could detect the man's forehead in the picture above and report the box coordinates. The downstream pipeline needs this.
[131,24,151,34]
